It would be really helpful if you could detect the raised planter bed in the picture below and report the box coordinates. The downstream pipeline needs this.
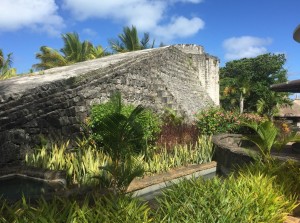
[127,161,217,200]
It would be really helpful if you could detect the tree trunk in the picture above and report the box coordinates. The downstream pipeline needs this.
[240,93,244,114]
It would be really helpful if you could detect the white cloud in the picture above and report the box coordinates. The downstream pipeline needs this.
[154,16,205,40]
[62,0,204,41]
[223,36,272,60]
[0,0,64,35]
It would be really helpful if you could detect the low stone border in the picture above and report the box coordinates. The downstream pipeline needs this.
[127,161,217,200]
[0,165,66,185]
[212,134,300,175]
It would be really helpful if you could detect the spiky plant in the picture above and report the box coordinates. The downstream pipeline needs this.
[243,120,300,161]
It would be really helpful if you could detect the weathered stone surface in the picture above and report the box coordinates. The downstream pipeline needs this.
[212,134,300,175]
[0,44,219,164]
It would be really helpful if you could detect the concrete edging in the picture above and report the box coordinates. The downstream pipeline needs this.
[127,161,217,200]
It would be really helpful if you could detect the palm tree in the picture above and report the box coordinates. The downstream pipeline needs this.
[222,75,250,114]
[33,46,68,70]
[33,32,105,70]
[109,25,155,53]
[0,49,17,80]
[256,92,292,121]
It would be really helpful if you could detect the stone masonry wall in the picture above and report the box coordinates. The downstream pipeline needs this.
[0,44,219,164]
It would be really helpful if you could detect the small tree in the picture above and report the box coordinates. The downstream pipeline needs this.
[92,93,146,193]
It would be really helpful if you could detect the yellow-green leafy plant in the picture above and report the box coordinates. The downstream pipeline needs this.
[0,195,152,222]
[239,159,300,199]
[155,169,297,222]
[25,139,109,186]
[144,135,214,174]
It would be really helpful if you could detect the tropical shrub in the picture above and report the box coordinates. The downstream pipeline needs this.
[196,107,267,135]
[89,92,161,145]
[196,107,240,135]
[155,170,297,222]
[239,159,300,199]
[242,120,300,161]
[86,100,148,193]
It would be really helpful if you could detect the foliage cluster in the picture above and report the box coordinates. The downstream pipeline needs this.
[25,139,108,186]
[239,160,300,199]
[25,135,214,187]
[0,195,152,223]
[196,106,266,135]
[4,160,299,222]
[242,120,300,161]
[0,49,16,80]
[89,93,162,146]
[33,32,106,70]
[145,135,213,174]
[156,108,199,150]
[155,163,297,222]
[220,53,292,117]
[109,25,155,53]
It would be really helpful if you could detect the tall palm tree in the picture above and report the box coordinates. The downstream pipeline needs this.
[0,49,17,80]
[109,25,155,53]
[222,75,250,114]
[33,32,105,70]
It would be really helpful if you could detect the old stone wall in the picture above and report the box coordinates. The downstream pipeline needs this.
[0,44,219,164]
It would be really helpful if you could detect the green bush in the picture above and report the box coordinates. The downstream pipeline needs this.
[196,107,266,135]
[196,107,240,135]
[155,169,297,223]
[89,93,162,145]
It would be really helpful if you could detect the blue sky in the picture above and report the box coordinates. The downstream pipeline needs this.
[0,0,300,82]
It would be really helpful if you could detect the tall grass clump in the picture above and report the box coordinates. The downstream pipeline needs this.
[25,139,109,186]
[0,195,152,222]
[145,135,213,174]
[239,159,300,199]
[155,169,297,222]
